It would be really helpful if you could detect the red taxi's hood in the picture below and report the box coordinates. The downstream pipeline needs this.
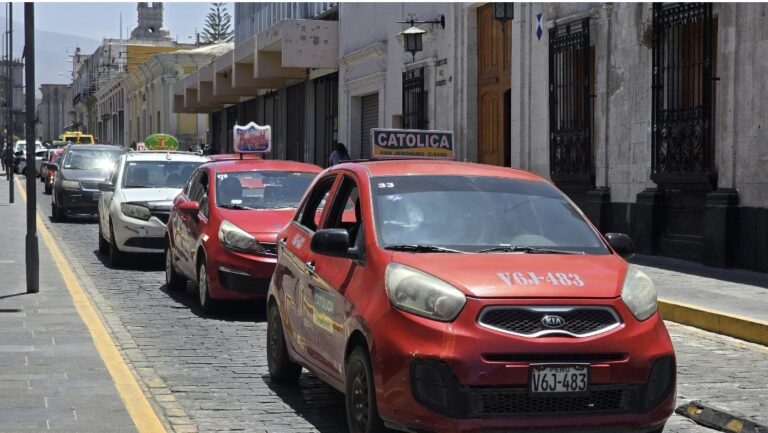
[220,208,296,240]
[391,253,628,299]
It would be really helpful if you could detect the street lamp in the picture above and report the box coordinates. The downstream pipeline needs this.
[398,14,446,61]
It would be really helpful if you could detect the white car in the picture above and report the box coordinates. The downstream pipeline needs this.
[14,140,45,175]
[97,151,209,267]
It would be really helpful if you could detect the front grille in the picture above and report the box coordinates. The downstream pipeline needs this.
[470,385,634,416]
[260,242,277,256]
[151,211,170,224]
[479,306,621,337]
[218,269,270,295]
[80,180,99,190]
[483,353,627,363]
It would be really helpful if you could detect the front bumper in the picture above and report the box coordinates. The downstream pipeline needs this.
[57,187,101,213]
[206,242,278,301]
[371,298,676,433]
[113,210,168,253]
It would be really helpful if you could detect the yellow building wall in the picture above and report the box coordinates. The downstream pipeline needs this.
[126,45,185,73]
[176,113,198,135]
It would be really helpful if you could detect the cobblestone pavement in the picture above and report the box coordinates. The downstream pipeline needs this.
[33,186,768,433]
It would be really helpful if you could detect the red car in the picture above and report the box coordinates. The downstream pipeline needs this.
[165,158,322,312]
[267,160,676,433]
[42,148,64,195]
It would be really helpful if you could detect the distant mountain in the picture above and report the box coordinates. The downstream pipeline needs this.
[1,17,100,96]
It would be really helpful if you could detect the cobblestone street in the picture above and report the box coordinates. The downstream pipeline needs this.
[33,185,768,433]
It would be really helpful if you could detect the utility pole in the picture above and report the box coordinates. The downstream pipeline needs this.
[24,2,37,293]
[7,2,13,203]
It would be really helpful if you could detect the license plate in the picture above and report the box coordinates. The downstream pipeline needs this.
[529,364,589,394]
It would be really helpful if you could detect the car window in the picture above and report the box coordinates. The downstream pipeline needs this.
[187,169,205,201]
[110,160,121,185]
[62,148,124,170]
[122,160,204,189]
[325,176,362,249]
[198,172,210,219]
[296,175,337,232]
[215,171,316,209]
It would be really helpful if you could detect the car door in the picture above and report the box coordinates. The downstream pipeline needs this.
[100,159,122,239]
[278,174,339,367]
[178,168,211,278]
[303,174,366,381]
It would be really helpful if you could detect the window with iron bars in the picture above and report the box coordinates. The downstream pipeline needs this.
[402,67,428,130]
[651,2,716,186]
[548,18,594,185]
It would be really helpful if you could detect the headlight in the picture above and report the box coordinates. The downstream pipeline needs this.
[62,180,80,190]
[218,220,265,254]
[621,265,657,321]
[385,263,466,322]
[121,203,152,221]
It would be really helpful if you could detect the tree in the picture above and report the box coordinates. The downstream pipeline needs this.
[201,3,233,44]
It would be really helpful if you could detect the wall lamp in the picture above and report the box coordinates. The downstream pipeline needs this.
[493,3,515,22]
[398,14,446,61]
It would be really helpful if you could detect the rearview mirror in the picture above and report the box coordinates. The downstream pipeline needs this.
[605,233,635,259]
[178,200,200,215]
[311,229,358,259]
[98,181,114,192]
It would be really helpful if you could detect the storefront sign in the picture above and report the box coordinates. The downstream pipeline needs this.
[371,128,455,159]
[144,134,179,151]
[233,122,271,154]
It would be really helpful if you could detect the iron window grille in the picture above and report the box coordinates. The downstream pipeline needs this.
[548,18,593,185]
[403,67,428,130]
[651,3,715,187]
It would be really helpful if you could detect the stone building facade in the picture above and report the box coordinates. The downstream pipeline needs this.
[38,84,74,143]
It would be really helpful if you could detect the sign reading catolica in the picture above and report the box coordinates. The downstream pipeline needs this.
[371,128,454,160]
[233,122,272,154]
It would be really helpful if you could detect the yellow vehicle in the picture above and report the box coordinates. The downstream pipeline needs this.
[59,131,95,144]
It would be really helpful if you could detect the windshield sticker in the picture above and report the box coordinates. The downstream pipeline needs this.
[377,182,395,189]
[217,174,228,180]
[291,233,306,249]
[313,290,335,333]
[498,272,584,287]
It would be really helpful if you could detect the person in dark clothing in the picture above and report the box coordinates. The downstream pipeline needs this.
[329,142,350,166]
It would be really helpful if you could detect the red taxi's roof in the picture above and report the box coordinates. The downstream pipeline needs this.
[205,158,323,174]
[336,159,545,182]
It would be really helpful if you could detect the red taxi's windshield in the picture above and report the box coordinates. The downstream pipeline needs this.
[216,171,316,210]
[370,175,609,254]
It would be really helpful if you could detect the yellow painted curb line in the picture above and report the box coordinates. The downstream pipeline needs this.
[16,178,167,433]
[659,298,768,347]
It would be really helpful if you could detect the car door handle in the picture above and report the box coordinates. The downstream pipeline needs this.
[305,261,316,275]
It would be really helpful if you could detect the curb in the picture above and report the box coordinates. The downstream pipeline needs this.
[676,401,768,433]
[658,299,768,347]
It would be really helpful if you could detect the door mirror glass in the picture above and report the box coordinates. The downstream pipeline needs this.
[98,181,114,192]
[311,228,356,258]
[178,200,200,215]
[605,233,635,259]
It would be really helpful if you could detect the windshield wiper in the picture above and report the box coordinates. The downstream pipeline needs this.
[219,203,254,210]
[475,245,584,254]
[125,185,151,188]
[385,244,465,253]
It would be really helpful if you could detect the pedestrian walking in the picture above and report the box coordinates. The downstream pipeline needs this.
[328,142,350,166]
[1,142,11,173]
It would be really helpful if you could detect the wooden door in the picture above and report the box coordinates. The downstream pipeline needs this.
[477,4,511,166]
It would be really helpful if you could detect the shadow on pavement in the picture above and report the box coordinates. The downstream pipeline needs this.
[158,282,266,322]
[46,213,99,225]
[630,254,768,289]
[93,249,165,272]
[264,374,348,433]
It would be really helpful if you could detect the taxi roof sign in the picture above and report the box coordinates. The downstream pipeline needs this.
[371,128,454,160]
[144,133,179,151]
[234,122,271,154]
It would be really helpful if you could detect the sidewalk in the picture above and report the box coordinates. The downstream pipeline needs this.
[0,175,141,433]
[632,255,768,346]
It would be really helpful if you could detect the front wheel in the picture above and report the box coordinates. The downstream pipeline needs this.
[51,200,65,222]
[44,182,51,195]
[267,303,302,382]
[98,221,108,255]
[345,346,385,433]
[107,222,123,268]
[165,246,186,291]
[197,259,217,313]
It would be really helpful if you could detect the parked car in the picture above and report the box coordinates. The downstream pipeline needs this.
[97,150,208,267]
[42,149,64,194]
[13,140,45,175]
[266,157,676,433]
[49,144,127,221]
[166,158,321,312]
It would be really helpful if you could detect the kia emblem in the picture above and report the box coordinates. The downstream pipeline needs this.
[541,315,565,328]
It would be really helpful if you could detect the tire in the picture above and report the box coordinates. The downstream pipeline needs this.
[267,302,302,382]
[345,346,385,433]
[98,221,109,255]
[107,222,123,268]
[44,182,51,195]
[165,245,186,291]
[197,258,217,313]
[51,200,65,222]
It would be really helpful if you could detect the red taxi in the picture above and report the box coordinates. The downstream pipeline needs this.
[266,157,675,432]
[165,158,322,312]
[42,148,64,195]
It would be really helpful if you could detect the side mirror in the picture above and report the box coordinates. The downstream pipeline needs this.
[605,233,635,259]
[98,181,114,192]
[48,163,59,172]
[311,228,357,259]
[178,200,200,215]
